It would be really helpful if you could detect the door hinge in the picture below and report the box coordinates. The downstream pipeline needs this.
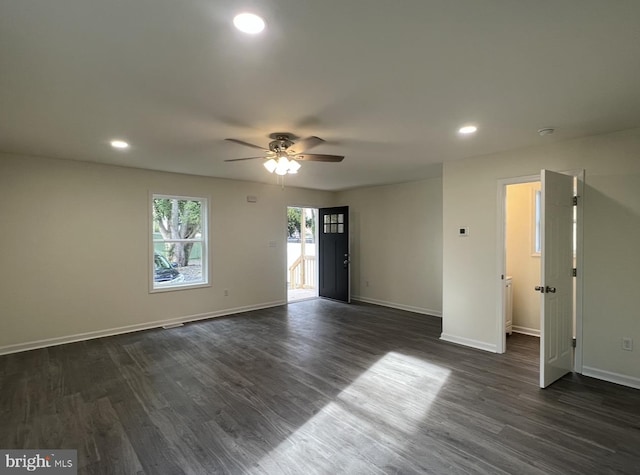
[572,268,577,277]
[572,338,577,348]
[572,196,578,206]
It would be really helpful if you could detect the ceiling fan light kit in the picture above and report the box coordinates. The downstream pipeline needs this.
[264,154,301,175]
[225,133,344,177]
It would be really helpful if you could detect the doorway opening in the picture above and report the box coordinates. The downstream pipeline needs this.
[287,207,318,302]
[498,170,584,386]
[505,181,542,348]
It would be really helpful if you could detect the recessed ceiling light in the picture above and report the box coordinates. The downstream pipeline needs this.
[233,13,265,34]
[458,125,478,135]
[110,140,129,149]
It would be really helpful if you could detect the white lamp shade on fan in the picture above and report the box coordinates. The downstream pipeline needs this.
[288,160,301,173]
[264,158,277,173]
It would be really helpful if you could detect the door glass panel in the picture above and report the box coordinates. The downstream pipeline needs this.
[324,224,330,233]
[338,224,344,233]
[324,215,330,224]
[338,214,344,223]
[331,224,338,233]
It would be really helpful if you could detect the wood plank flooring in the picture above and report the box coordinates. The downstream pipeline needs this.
[1,300,639,474]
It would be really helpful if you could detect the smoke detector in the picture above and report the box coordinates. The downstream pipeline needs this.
[538,128,555,136]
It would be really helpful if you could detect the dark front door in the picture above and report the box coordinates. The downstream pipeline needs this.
[318,206,350,302]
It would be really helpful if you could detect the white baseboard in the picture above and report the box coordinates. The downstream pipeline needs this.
[512,326,540,337]
[0,300,286,356]
[351,295,442,317]
[440,333,497,353]
[581,366,640,390]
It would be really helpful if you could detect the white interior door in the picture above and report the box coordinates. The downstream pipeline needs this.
[539,170,574,388]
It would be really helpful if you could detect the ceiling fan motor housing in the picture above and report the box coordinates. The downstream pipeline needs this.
[269,135,294,153]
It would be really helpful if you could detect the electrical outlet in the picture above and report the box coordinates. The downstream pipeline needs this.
[622,337,633,351]
[224,289,229,297]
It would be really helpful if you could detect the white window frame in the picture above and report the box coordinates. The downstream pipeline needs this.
[150,193,209,292]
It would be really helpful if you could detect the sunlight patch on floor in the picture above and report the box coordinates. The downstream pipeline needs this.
[253,352,450,473]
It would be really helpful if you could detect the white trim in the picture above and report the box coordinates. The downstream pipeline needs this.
[0,301,285,356]
[582,366,640,390]
[574,170,585,374]
[512,326,540,337]
[352,296,442,317]
[440,333,498,353]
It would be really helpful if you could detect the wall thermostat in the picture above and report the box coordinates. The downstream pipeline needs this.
[459,227,469,237]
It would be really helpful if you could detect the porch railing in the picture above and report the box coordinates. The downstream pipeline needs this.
[288,255,316,289]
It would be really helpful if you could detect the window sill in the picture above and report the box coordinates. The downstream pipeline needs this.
[150,282,211,293]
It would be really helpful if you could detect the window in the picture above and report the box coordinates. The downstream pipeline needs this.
[323,213,345,234]
[533,189,542,255]
[151,194,208,291]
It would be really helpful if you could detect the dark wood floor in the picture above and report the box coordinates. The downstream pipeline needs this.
[1,300,639,474]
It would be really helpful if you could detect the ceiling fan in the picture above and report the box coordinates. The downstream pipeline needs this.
[224,133,344,175]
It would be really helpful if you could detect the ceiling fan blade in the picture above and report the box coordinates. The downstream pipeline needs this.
[292,153,344,162]
[291,136,324,154]
[224,156,266,162]
[225,138,268,151]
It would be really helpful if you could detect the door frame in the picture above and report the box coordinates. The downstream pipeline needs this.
[496,170,584,374]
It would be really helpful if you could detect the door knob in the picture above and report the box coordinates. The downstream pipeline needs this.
[534,286,545,293]
[545,286,556,293]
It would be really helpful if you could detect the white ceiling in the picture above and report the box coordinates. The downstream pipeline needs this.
[2,0,640,190]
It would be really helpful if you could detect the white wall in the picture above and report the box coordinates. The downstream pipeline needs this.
[0,153,334,353]
[442,128,640,387]
[336,178,443,316]
[506,182,541,335]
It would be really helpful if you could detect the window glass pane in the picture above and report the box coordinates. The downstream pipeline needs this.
[573,204,577,255]
[152,196,207,290]
[534,190,542,254]
[338,224,344,233]
[338,214,344,223]
[324,224,330,233]
[154,245,188,287]
[179,242,203,284]
[331,214,338,223]
[331,224,338,233]
[324,215,330,224]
